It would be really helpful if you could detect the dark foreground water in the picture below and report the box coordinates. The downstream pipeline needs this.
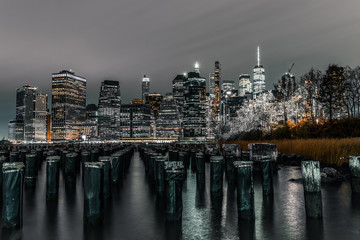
[1,151,360,240]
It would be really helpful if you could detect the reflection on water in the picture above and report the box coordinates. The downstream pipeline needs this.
[1,152,360,240]
[239,219,255,240]
[306,218,324,240]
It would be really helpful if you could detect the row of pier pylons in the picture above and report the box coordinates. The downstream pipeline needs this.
[0,143,135,228]
[138,143,280,222]
[138,143,360,222]
[2,142,360,228]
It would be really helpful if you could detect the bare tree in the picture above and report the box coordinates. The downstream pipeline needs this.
[317,65,345,121]
[299,68,323,122]
[344,66,360,118]
[221,91,277,140]
[274,73,297,123]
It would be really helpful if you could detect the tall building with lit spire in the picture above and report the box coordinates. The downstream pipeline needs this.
[142,75,150,102]
[183,62,207,139]
[253,46,266,99]
[194,61,200,73]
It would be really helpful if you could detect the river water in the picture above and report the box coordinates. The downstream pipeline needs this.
[1,151,359,240]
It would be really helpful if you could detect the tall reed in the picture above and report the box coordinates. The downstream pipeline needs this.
[220,138,360,166]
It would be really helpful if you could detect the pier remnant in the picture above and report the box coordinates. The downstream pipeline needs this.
[84,162,104,225]
[165,161,183,222]
[210,156,224,198]
[2,162,25,228]
[301,161,322,218]
[25,154,37,187]
[195,152,205,191]
[234,161,254,220]
[260,156,274,198]
[46,156,60,200]
[349,156,360,195]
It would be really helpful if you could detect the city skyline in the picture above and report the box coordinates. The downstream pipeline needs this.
[1,0,360,138]
[2,1,360,239]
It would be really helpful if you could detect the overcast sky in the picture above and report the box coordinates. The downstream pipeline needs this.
[1,0,360,138]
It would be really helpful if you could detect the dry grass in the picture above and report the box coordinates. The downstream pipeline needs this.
[220,138,360,166]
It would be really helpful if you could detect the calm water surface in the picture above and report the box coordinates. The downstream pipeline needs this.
[1,151,359,240]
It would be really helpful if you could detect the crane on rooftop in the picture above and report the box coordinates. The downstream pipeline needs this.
[288,63,295,74]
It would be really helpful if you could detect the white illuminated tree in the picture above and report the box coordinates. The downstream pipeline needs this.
[220,91,278,140]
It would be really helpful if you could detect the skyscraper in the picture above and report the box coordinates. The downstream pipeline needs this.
[33,93,49,141]
[221,80,235,92]
[120,101,152,138]
[208,73,215,95]
[253,46,266,99]
[220,80,237,124]
[194,61,200,73]
[14,85,48,142]
[224,95,248,122]
[211,61,221,116]
[51,70,86,141]
[145,93,163,137]
[239,73,252,96]
[172,74,187,112]
[221,80,237,100]
[82,104,98,140]
[280,72,296,90]
[15,85,35,141]
[183,62,207,139]
[156,93,181,139]
[8,119,16,141]
[98,80,121,140]
[145,93,163,119]
[142,75,150,102]
[86,104,99,121]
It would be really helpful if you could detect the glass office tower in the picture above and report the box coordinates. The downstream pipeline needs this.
[15,85,48,142]
[51,70,86,141]
[183,63,207,139]
[98,80,121,140]
[253,46,266,99]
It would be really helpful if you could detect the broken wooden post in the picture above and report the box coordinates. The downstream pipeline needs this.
[210,156,224,198]
[349,156,360,195]
[301,161,322,218]
[234,161,254,220]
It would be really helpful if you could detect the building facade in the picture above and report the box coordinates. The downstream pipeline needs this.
[81,104,99,140]
[145,93,163,119]
[239,73,252,96]
[14,85,48,142]
[142,75,150,102]
[51,70,86,141]
[8,119,16,141]
[208,73,215,95]
[120,101,152,138]
[221,80,235,92]
[211,61,221,116]
[253,46,266,99]
[33,93,48,141]
[156,93,181,138]
[172,74,186,113]
[183,63,207,139]
[223,95,248,123]
[98,80,121,140]
[15,85,35,140]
